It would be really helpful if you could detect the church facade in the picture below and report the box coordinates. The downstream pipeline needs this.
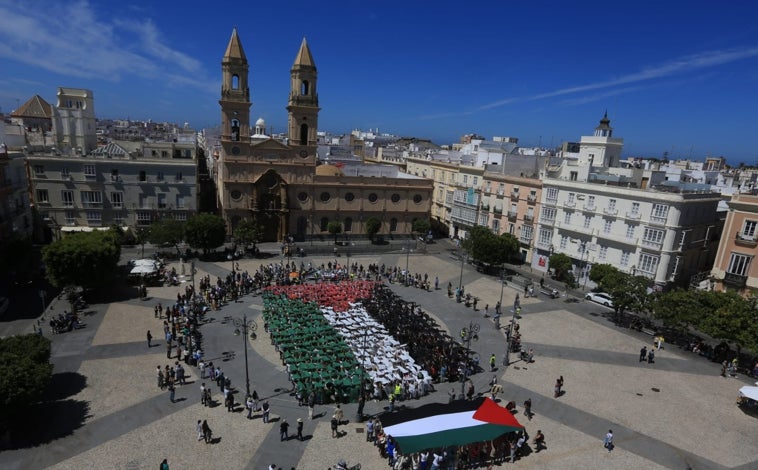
[215,29,432,242]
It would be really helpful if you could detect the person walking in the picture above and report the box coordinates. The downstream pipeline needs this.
[296,417,304,441]
[603,429,614,452]
[166,341,172,359]
[202,419,212,444]
[489,353,496,372]
[331,414,339,438]
[168,380,176,403]
[160,458,169,470]
[333,404,344,424]
[200,383,206,406]
[523,398,533,420]
[196,419,203,441]
[647,349,655,364]
[639,346,647,362]
[366,417,375,442]
[280,419,289,441]
[534,430,545,453]
[147,330,153,348]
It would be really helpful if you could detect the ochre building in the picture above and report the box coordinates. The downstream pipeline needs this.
[215,29,432,242]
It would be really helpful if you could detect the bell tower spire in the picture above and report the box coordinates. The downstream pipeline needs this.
[220,28,251,145]
[287,38,320,149]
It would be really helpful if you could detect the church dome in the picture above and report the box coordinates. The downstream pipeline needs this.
[255,117,266,127]
[315,164,344,177]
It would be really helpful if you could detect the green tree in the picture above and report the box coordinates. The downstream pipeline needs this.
[589,263,621,292]
[607,274,650,316]
[650,289,706,334]
[185,213,226,253]
[148,218,186,257]
[233,218,263,251]
[412,218,431,237]
[327,221,343,243]
[698,292,758,356]
[365,217,381,242]
[463,226,520,269]
[0,334,54,425]
[548,253,574,285]
[134,226,150,258]
[42,230,121,289]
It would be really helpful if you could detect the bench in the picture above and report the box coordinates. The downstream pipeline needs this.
[641,327,656,336]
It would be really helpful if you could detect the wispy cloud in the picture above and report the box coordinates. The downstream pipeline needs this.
[558,86,645,106]
[473,46,758,112]
[0,0,214,92]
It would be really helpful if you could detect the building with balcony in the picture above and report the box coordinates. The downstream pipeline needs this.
[0,144,33,240]
[214,30,431,242]
[26,138,199,239]
[480,156,544,263]
[711,194,758,295]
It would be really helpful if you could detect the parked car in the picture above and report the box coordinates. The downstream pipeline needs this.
[585,292,614,308]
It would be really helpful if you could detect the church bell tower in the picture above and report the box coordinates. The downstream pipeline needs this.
[220,28,251,154]
[287,38,320,151]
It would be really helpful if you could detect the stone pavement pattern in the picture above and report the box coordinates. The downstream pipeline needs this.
[0,241,756,470]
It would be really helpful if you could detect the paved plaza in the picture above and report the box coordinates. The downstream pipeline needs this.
[1,240,757,469]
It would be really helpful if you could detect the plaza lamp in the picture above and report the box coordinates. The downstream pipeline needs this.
[232,313,258,398]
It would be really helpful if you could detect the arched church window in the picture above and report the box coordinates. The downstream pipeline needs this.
[320,217,329,232]
[300,124,308,145]
[390,218,398,232]
[344,217,352,232]
[231,118,240,142]
[232,74,239,90]
[301,80,309,95]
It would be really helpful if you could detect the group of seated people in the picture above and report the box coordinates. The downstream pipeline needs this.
[49,311,84,333]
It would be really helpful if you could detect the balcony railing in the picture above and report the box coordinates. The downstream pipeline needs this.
[625,211,641,220]
[650,215,667,225]
[493,207,502,214]
[723,272,747,287]
[641,239,663,250]
[582,204,596,212]
[510,191,520,200]
[564,200,576,208]
[507,210,518,220]
[527,195,537,204]
[540,217,555,226]
[603,207,618,216]
[735,232,758,247]
[524,214,534,222]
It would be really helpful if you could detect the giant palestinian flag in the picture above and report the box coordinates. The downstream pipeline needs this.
[380,397,524,454]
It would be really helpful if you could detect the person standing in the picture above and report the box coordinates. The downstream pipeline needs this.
[366,418,374,442]
[647,349,655,364]
[280,419,289,441]
[262,401,270,423]
[200,383,206,406]
[489,354,496,372]
[603,429,614,452]
[168,379,176,403]
[523,398,533,420]
[357,393,365,420]
[246,394,254,419]
[331,414,339,438]
[202,419,212,444]
[307,391,316,419]
[639,346,647,362]
[157,366,164,390]
[147,330,153,348]
[296,417,304,441]
[333,404,344,424]
[166,341,172,359]
[160,458,169,470]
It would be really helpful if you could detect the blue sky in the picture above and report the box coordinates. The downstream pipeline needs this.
[1,0,757,163]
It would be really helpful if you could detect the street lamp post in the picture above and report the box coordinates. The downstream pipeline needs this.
[231,313,258,398]
[404,239,413,286]
[503,300,519,370]
[459,321,480,398]
[457,244,465,291]
[496,264,505,326]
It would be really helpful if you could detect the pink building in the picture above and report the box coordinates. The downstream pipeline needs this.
[711,194,758,295]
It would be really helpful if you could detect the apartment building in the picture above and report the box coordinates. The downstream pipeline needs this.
[711,194,758,295]
[27,139,198,238]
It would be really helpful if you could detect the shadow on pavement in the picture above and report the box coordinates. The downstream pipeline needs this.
[0,399,90,451]
[44,372,87,401]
